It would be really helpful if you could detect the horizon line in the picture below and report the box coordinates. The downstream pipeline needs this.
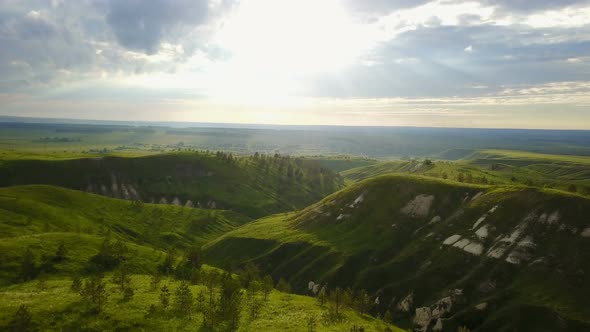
[1,114,590,132]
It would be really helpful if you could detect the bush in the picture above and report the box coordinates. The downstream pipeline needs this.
[10,304,34,332]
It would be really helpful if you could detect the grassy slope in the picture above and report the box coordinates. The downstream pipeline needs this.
[0,185,403,331]
[0,274,403,331]
[0,185,251,284]
[204,175,590,331]
[0,152,344,218]
[342,149,590,194]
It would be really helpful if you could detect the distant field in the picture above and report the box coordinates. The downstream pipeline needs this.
[2,121,590,158]
[342,149,590,195]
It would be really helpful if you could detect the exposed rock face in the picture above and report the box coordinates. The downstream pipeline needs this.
[401,194,435,218]
[463,242,484,255]
[184,200,194,208]
[471,191,484,201]
[412,293,459,331]
[582,227,590,238]
[100,184,108,195]
[453,238,471,249]
[127,185,140,200]
[478,280,496,293]
[475,224,489,239]
[443,234,461,245]
[430,215,441,224]
[413,307,431,332]
[433,318,443,331]
[110,174,120,198]
[431,296,452,319]
[159,197,168,204]
[397,292,414,312]
[336,213,349,221]
[172,197,181,206]
[349,192,366,208]
[475,302,488,310]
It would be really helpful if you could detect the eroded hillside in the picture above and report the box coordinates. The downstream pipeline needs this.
[0,152,344,218]
[205,175,590,331]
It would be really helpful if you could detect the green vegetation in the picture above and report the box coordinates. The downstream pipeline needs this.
[0,151,344,218]
[342,150,590,195]
[1,121,590,331]
[0,274,402,331]
[205,174,590,331]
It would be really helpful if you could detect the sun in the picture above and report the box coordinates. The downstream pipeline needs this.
[208,0,372,104]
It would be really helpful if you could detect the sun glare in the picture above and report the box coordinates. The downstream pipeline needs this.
[209,0,371,104]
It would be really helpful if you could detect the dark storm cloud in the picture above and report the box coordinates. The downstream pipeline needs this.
[105,0,210,54]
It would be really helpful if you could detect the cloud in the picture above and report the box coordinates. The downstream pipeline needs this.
[105,0,210,54]
[481,0,590,13]
[342,0,431,16]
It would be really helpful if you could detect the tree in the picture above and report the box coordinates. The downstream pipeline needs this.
[196,290,206,313]
[71,274,82,292]
[88,234,126,272]
[262,275,273,301]
[20,248,37,281]
[383,309,393,323]
[36,272,48,291]
[111,264,132,292]
[159,285,171,309]
[317,286,327,307]
[55,242,66,262]
[568,184,578,193]
[276,278,291,293]
[80,275,108,313]
[354,289,371,314]
[202,269,220,308]
[10,304,33,332]
[306,314,317,331]
[123,286,134,301]
[328,287,344,319]
[175,247,203,280]
[457,173,465,182]
[150,272,162,291]
[219,272,242,331]
[158,250,175,275]
[174,281,193,318]
[241,262,260,288]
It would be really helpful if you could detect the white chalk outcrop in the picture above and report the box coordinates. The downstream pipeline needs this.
[401,194,435,218]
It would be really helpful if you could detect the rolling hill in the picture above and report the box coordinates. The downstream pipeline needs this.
[0,185,252,285]
[204,175,590,331]
[0,152,344,218]
[341,150,590,195]
[0,185,403,331]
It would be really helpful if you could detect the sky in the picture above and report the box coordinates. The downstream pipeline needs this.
[1,0,590,129]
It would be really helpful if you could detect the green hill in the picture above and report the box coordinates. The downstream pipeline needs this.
[204,175,590,331]
[0,185,403,331]
[0,151,344,218]
[0,185,254,284]
[0,274,403,331]
[341,150,590,195]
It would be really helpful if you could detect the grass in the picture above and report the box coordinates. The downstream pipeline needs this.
[0,151,344,218]
[204,174,590,331]
[0,274,403,331]
[341,149,590,195]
